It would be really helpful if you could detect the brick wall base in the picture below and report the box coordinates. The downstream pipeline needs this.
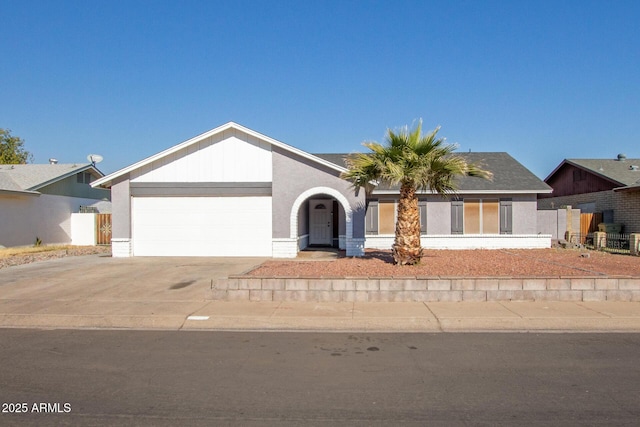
[111,238,131,257]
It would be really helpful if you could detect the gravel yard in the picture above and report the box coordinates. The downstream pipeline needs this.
[0,246,111,269]
[247,249,640,278]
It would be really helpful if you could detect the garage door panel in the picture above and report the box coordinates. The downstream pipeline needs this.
[132,197,272,256]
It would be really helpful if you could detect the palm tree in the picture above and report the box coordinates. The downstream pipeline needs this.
[341,120,492,265]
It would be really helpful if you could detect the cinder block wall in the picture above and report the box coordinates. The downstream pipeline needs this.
[210,276,640,302]
[538,191,640,233]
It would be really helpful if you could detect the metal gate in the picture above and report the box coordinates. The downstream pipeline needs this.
[96,214,112,245]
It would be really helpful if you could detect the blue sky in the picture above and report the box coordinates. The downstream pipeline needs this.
[2,0,639,179]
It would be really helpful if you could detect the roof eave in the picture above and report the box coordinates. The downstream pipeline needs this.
[543,159,569,182]
[0,189,40,196]
[613,184,640,192]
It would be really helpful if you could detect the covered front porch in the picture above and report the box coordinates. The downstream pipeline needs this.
[271,186,365,258]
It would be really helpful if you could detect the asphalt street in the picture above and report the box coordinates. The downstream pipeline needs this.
[1,330,639,426]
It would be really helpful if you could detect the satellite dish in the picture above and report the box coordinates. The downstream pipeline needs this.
[87,154,103,165]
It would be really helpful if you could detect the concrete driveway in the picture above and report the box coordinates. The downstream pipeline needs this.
[0,254,267,329]
[0,254,265,299]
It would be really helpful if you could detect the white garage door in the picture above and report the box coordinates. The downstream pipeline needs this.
[132,196,272,256]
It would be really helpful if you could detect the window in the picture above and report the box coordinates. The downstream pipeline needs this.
[573,169,587,182]
[77,172,93,184]
[482,200,499,234]
[464,199,481,234]
[366,199,427,235]
[452,199,507,234]
[379,200,395,234]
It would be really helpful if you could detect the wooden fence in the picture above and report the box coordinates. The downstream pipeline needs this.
[579,212,603,243]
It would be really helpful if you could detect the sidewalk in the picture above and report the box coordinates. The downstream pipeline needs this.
[181,300,640,332]
[2,299,640,332]
[1,255,639,332]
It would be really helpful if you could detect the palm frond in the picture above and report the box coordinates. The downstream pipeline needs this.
[341,120,492,194]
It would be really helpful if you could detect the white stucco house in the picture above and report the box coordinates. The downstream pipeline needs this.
[92,122,552,258]
[0,163,111,247]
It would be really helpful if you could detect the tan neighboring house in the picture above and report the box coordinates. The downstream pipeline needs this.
[538,154,640,233]
[0,163,111,247]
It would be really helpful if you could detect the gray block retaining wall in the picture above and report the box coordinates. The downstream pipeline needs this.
[208,276,640,302]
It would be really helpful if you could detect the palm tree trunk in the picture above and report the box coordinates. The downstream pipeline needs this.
[392,183,423,265]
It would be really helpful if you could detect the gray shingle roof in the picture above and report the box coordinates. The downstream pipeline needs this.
[313,153,349,168]
[314,152,551,193]
[557,158,640,187]
[0,173,24,192]
[0,163,98,193]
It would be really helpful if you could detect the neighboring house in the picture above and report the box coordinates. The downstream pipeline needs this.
[91,122,552,258]
[538,155,640,233]
[0,163,111,247]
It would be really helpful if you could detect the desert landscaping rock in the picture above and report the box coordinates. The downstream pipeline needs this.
[0,246,111,269]
[247,249,640,278]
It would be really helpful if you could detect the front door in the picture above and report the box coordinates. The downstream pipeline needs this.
[309,200,332,245]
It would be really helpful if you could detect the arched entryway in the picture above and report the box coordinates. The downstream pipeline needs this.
[290,187,353,253]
